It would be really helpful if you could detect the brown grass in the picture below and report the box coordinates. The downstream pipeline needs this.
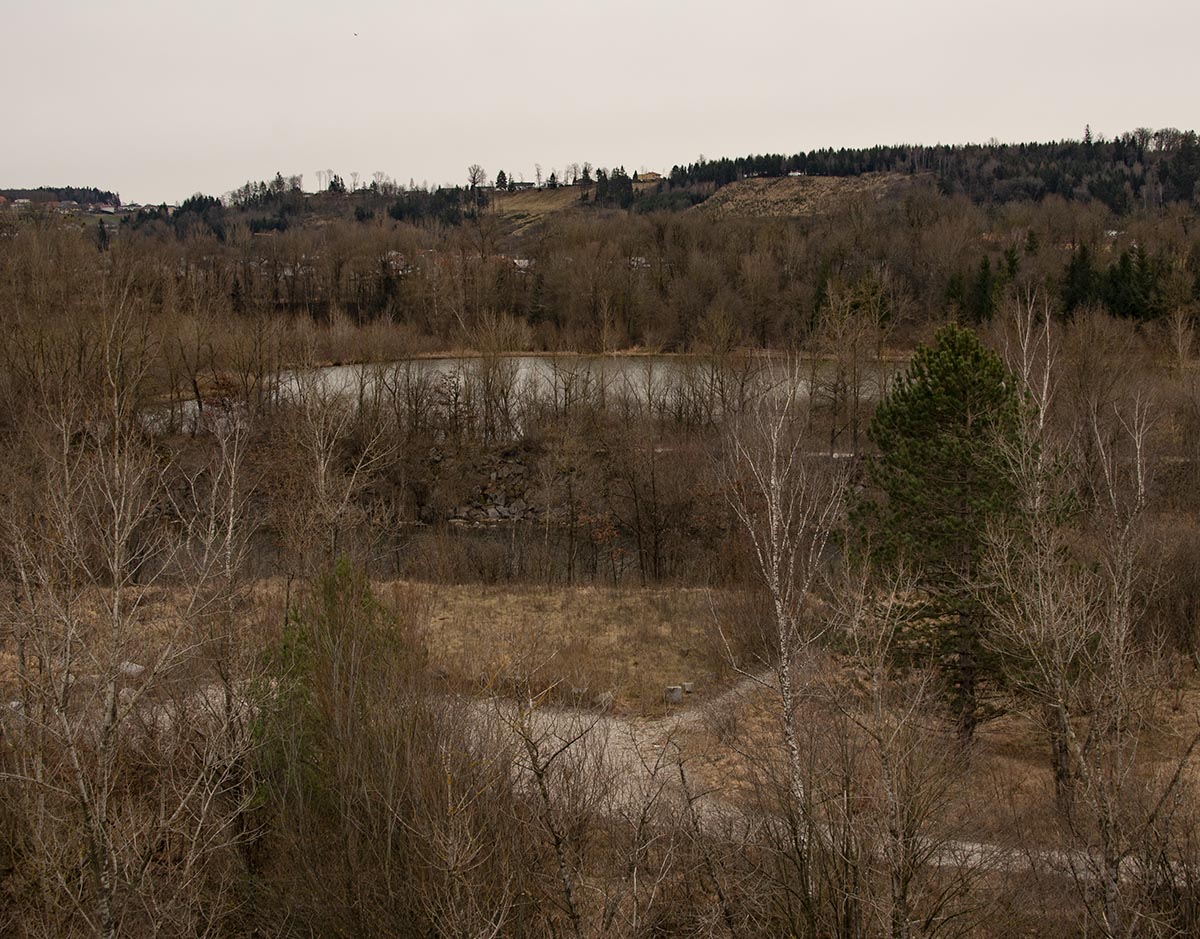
[390,580,734,716]
[491,186,584,222]
[0,577,739,717]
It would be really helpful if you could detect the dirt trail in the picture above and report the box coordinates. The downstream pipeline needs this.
[475,670,1159,885]
[26,665,1160,886]
[479,667,768,796]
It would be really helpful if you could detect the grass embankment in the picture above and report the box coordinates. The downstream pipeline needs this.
[394,580,734,716]
[0,580,735,718]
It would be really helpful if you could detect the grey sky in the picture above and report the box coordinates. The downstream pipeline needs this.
[4,0,1197,204]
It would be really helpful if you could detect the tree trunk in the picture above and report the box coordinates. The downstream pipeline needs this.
[1044,703,1075,816]
[955,615,978,743]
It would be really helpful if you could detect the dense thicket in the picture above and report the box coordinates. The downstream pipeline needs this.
[96,183,1200,352]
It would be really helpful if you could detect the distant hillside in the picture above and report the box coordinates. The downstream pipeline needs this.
[490,175,663,228]
[670,128,1200,212]
[491,185,582,226]
[696,172,914,220]
[0,186,119,205]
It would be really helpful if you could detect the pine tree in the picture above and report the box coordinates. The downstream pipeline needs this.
[1062,245,1098,313]
[967,256,997,322]
[855,324,1020,740]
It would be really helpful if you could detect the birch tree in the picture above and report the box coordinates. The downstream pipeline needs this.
[723,360,847,809]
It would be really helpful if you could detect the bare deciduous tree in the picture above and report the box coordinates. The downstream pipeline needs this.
[722,361,847,806]
[983,293,1200,937]
[1,310,261,939]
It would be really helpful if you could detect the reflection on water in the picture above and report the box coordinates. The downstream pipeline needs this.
[300,354,892,404]
[156,354,896,437]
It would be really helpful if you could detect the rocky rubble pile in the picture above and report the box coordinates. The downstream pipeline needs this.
[449,453,541,524]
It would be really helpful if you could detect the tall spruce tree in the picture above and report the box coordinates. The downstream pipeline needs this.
[1062,244,1098,313]
[855,324,1019,740]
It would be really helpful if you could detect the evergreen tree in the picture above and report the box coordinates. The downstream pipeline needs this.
[855,324,1020,740]
[495,169,507,191]
[594,169,609,202]
[967,256,997,322]
[1003,244,1021,280]
[1062,245,1098,313]
[1104,246,1163,320]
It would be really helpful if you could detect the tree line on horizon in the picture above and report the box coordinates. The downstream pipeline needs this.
[9,125,1198,224]
[0,185,120,205]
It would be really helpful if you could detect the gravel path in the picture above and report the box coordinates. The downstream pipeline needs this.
[471,670,1171,886]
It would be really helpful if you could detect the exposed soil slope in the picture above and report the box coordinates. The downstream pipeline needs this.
[697,171,915,220]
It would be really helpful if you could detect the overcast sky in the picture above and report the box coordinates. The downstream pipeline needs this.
[4,0,1197,204]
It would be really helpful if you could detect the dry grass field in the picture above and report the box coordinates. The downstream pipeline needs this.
[491,185,584,226]
[387,579,737,714]
[0,579,738,717]
[489,177,672,230]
